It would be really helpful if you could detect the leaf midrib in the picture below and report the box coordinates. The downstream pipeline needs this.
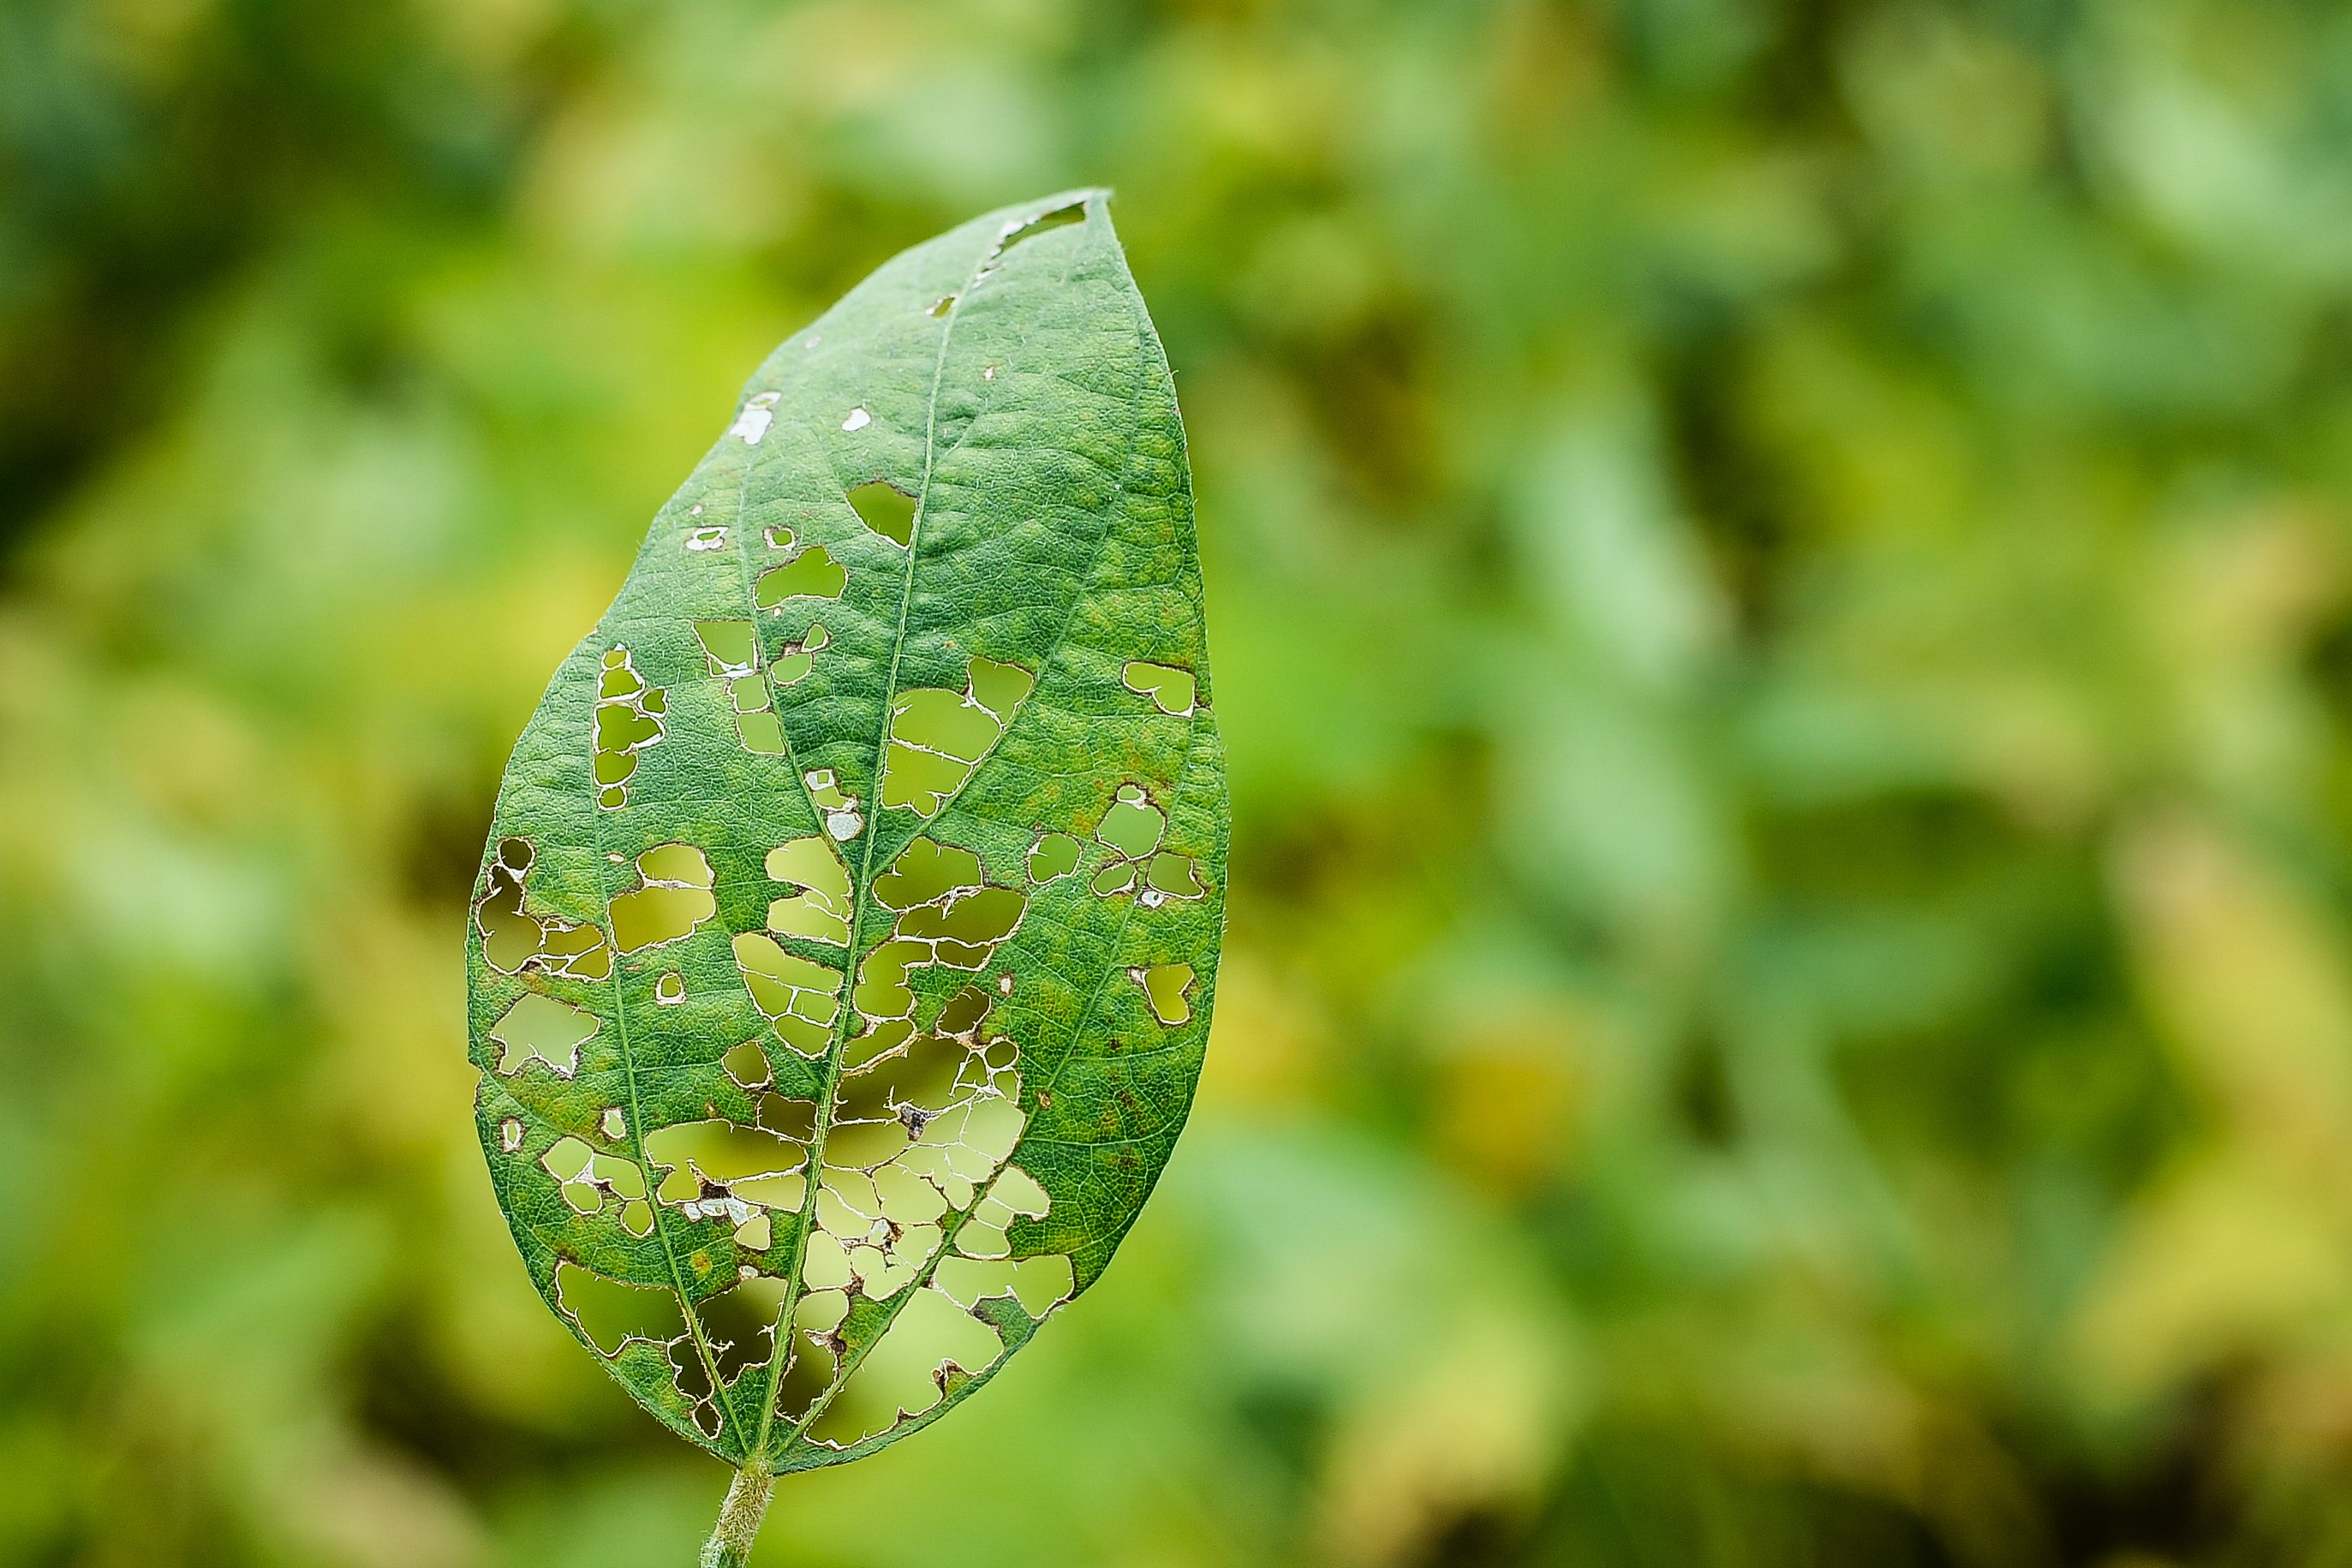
[749,218,992,1458]
[763,216,1211,1462]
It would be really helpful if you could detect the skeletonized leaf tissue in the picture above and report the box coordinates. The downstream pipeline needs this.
[464,192,1226,1563]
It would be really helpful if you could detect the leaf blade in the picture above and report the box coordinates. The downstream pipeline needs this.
[467,192,1226,1470]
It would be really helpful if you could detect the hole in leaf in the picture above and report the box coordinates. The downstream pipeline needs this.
[543,1135,591,1183]
[953,1165,1051,1259]
[553,1261,687,1356]
[721,1040,772,1089]
[763,525,795,551]
[647,1118,809,1207]
[1120,660,1195,715]
[881,657,1034,817]
[845,1238,930,1299]
[593,647,666,809]
[724,1174,804,1217]
[1097,784,1165,859]
[800,1227,853,1292]
[760,1094,817,1141]
[829,897,1034,1235]
[895,889,1026,957]
[1132,963,1195,1025]
[989,1163,1049,1216]
[498,1117,524,1153]
[543,1136,648,1216]
[767,837,852,946]
[843,1017,914,1075]
[807,1285,1006,1446]
[731,678,773,724]
[685,525,728,551]
[874,838,983,910]
[880,748,970,819]
[535,921,612,977]
[776,1328,841,1422]
[853,939,927,1025]
[875,1164,951,1225]
[730,390,780,444]
[675,1339,716,1405]
[756,546,846,607]
[1137,851,1206,909]
[929,295,955,318]
[693,617,790,754]
[797,1288,850,1336]
[683,1386,722,1436]
[609,844,717,953]
[655,971,686,1005]
[602,1106,626,1140]
[892,1094,1026,1212]
[937,985,991,1038]
[490,993,600,1077]
[475,842,614,979]
[822,1120,914,1181]
[934,1254,1076,1318]
[803,768,863,840]
[815,1164,900,1247]
[857,842,1029,1022]
[640,844,709,883]
[598,1154,648,1201]
[992,201,1085,259]
[733,932,845,1057]
[1027,832,1082,884]
[693,620,759,677]
[839,1034,977,1131]
[846,480,918,547]
[772,621,829,687]
[967,659,1032,718]
[694,1274,790,1386]
[476,856,541,972]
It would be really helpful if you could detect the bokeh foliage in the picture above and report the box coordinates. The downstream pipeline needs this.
[9,0,2352,1564]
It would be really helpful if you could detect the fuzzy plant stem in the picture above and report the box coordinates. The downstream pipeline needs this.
[700,1464,775,1568]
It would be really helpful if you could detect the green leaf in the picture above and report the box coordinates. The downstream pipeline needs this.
[465,193,1226,1491]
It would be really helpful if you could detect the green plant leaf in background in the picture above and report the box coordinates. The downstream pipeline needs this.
[463,191,1226,1563]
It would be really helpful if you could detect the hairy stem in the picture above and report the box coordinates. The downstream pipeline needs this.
[699,1464,774,1568]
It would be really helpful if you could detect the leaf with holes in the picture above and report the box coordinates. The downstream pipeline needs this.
[465,192,1225,1564]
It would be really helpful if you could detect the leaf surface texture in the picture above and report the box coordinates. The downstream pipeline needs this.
[465,192,1225,1469]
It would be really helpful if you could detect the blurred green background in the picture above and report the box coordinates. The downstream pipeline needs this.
[10,0,2352,1563]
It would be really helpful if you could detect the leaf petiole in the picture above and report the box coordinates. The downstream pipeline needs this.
[699,1464,774,1567]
